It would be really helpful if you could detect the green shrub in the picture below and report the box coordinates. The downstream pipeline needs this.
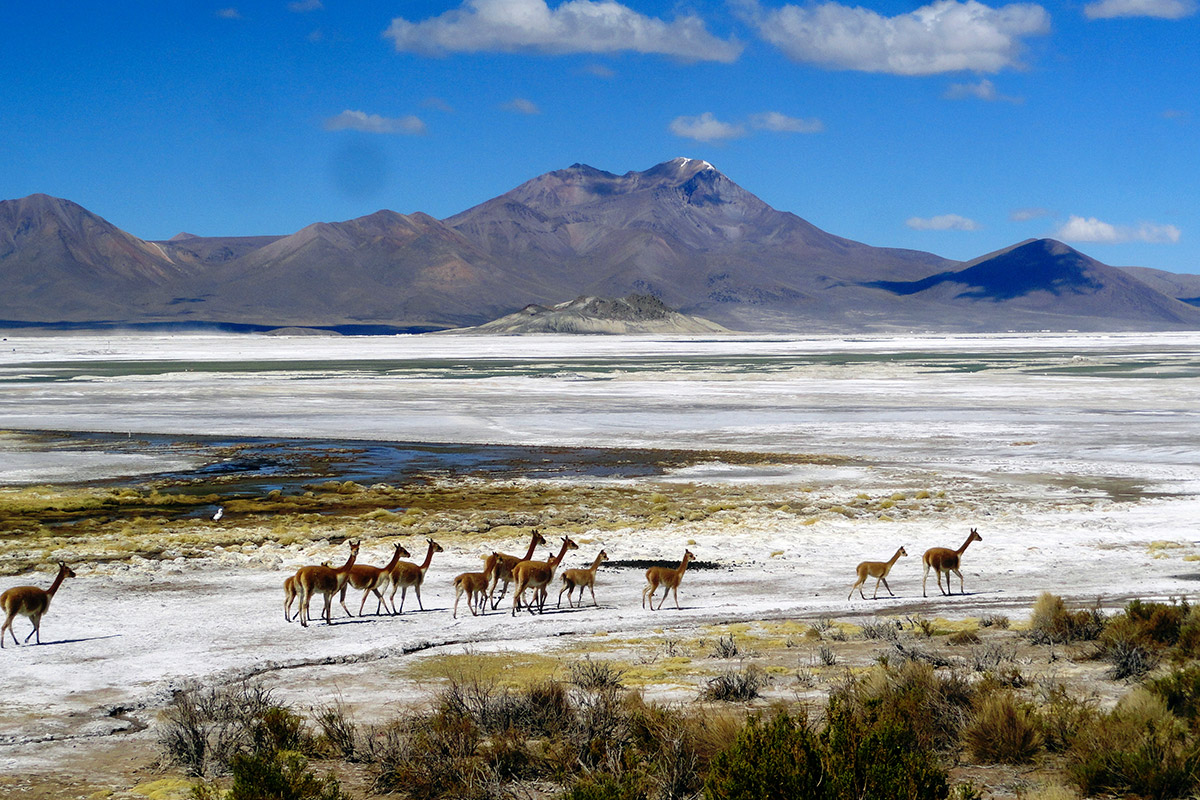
[226,751,349,800]
[1029,593,1104,644]
[822,693,948,800]
[564,771,649,800]
[962,692,1043,764]
[161,682,303,777]
[1068,689,1200,800]
[1148,663,1200,721]
[704,711,826,800]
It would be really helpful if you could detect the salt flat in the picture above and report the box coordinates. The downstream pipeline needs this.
[1,332,1198,784]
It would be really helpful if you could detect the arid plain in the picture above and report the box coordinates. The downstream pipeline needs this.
[2,332,1199,798]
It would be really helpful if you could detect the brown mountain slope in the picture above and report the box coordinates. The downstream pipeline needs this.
[0,194,192,321]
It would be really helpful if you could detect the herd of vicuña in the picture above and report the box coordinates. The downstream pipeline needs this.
[0,527,986,644]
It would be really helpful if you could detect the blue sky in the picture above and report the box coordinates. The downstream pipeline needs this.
[2,0,1196,273]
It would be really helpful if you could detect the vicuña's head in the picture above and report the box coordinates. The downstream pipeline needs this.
[898,546,908,557]
[348,540,360,553]
[563,536,579,551]
[683,549,695,562]
[59,561,76,578]
[428,538,444,553]
[969,528,982,542]
[395,542,412,558]
[533,529,547,546]
[598,550,609,562]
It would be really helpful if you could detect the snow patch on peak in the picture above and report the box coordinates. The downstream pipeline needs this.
[672,157,715,171]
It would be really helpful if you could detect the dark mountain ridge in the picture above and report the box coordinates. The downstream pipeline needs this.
[2,160,1198,332]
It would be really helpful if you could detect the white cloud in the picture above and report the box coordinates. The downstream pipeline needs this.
[1010,207,1052,221]
[906,214,982,231]
[1083,0,1196,18]
[669,112,747,142]
[943,78,1023,103]
[384,0,742,63]
[750,111,824,133]
[743,0,1051,75]
[503,97,541,114]
[216,8,242,19]
[1054,215,1182,244]
[323,110,427,135]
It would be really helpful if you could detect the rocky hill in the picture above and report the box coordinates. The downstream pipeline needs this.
[452,295,729,334]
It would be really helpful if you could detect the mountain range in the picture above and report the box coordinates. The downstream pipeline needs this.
[3,158,1199,333]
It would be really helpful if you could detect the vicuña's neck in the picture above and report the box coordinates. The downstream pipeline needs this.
[47,568,69,596]
[420,543,437,570]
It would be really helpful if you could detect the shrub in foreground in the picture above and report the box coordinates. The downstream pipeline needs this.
[704,711,825,800]
[962,691,1043,764]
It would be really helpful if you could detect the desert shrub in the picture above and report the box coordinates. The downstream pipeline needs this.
[1029,593,1104,644]
[962,691,1044,764]
[1172,605,1200,660]
[970,642,1016,673]
[313,700,357,760]
[438,675,571,737]
[225,750,349,800]
[979,614,1009,629]
[1148,663,1200,721]
[845,661,970,752]
[704,711,826,800]
[1036,683,1098,753]
[703,666,767,703]
[563,771,649,800]
[948,630,981,646]
[369,712,494,799]
[570,658,626,691]
[1067,689,1200,800]
[161,681,306,777]
[860,619,900,641]
[822,689,949,800]
[710,635,741,659]
[1121,598,1189,647]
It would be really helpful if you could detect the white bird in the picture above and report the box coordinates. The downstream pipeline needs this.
[212,507,224,521]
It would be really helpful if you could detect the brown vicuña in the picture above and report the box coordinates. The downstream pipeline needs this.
[296,541,359,627]
[453,552,500,619]
[512,536,578,615]
[284,559,332,622]
[1,561,76,648]
[922,528,983,597]
[557,549,608,608]
[387,537,442,614]
[848,546,907,600]
[488,529,547,609]
[339,542,411,617]
[642,549,695,611]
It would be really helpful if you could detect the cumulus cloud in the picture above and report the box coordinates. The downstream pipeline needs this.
[669,112,747,142]
[944,78,1023,102]
[384,0,743,63]
[1083,0,1196,18]
[503,97,541,114]
[742,0,1051,75]
[323,110,427,135]
[1054,215,1181,244]
[750,111,824,133]
[906,214,982,231]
